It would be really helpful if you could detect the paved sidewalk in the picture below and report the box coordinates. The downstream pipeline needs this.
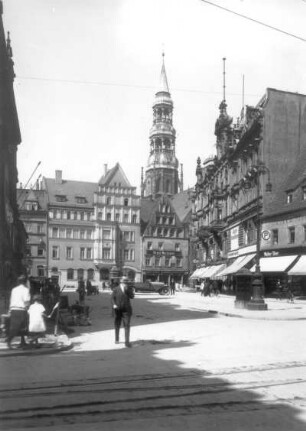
[185,292,306,320]
[1,293,305,357]
[0,333,72,357]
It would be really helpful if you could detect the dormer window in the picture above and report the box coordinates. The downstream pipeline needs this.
[75,196,87,204]
[286,191,293,204]
[25,202,38,211]
[55,195,67,202]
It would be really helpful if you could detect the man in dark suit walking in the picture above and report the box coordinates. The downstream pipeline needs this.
[111,276,134,348]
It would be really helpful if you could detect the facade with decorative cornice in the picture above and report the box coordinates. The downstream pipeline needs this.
[192,88,306,295]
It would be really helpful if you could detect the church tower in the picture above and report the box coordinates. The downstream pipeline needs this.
[142,54,182,198]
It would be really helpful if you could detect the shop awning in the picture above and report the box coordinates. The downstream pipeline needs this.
[197,266,211,278]
[190,268,203,279]
[250,255,298,273]
[209,264,227,279]
[287,255,306,275]
[218,254,256,277]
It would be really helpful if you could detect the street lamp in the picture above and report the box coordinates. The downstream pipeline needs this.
[247,162,272,311]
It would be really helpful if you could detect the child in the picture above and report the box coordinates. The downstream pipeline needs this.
[28,295,47,346]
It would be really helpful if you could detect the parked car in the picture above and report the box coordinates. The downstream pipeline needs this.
[133,281,169,295]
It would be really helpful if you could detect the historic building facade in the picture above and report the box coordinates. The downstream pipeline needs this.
[42,170,96,287]
[17,187,48,278]
[41,166,141,288]
[192,88,306,295]
[0,3,27,306]
[93,163,141,283]
[140,55,191,286]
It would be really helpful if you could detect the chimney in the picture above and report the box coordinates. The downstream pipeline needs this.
[104,164,108,176]
[55,170,62,184]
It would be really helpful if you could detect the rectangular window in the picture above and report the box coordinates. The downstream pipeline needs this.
[175,243,180,251]
[288,227,295,244]
[37,247,44,257]
[287,192,293,204]
[86,230,92,239]
[102,248,111,260]
[147,242,152,250]
[130,231,135,242]
[56,210,61,219]
[123,213,129,223]
[52,246,59,259]
[73,230,79,239]
[165,257,170,267]
[37,266,44,277]
[123,231,130,241]
[272,229,278,245]
[66,229,72,238]
[67,268,74,280]
[124,249,129,260]
[176,258,182,267]
[86,248,92,259]
[59,228,65,238]
[132,214,137,223]
[155,257,161,267]
[145,257,151,266]
[302,187,306,201]
[158,242,163,250]
[80,247,85,260]
[115,213,120,222]
[80,230,85,239]
[52,227,59,238]
[67,211,71,220]
[66,247,73,260]
[37,224,43,234]
[103,229,111,239]
[130,249,135,261]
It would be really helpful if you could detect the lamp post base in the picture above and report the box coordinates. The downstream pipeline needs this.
[247,273,268,310]
[247,299,268,310]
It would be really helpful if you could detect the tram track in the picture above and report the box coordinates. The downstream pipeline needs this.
[1,365,306,429]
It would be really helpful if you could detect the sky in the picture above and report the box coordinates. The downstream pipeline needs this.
[3,0,306,192]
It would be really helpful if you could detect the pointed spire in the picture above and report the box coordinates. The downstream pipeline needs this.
[158,51,170,93]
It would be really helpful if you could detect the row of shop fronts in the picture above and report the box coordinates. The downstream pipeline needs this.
[191,247,306,297]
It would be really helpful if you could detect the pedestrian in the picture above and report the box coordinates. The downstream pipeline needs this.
[86,279,92,296]
[6,274,31,349]
[170,278,175,295]
[111,276,134,348]
[28,295,47,346]
[200,280,205,296]
[77,277,86,304]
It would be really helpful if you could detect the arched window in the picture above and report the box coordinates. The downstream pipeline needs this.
[106,212,112,221]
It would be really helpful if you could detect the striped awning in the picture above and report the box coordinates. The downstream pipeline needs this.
[218,254,256,277]
[288,255,306,275]
[250,255,298,273]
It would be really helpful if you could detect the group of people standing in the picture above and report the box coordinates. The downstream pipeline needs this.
[200,279,221,297]
[6,274,47,349]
